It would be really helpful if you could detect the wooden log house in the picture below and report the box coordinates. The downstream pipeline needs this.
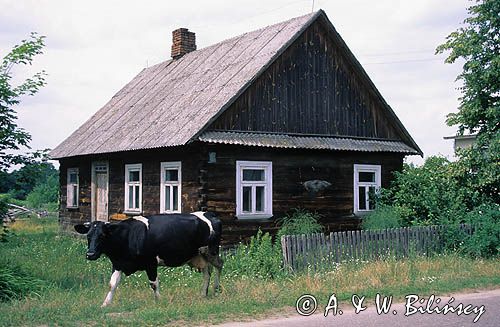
[50,10,422,244]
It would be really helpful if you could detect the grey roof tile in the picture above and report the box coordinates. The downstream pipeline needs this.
[50,11,422,159]
[51,12,316,159]
[198,131,420,154]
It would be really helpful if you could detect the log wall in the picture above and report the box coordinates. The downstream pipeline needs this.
[59,144,404,244]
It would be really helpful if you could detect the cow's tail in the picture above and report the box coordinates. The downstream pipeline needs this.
[208,219,222,256]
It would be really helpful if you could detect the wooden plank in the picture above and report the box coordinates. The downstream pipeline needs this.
[353,230,359,260]
[332,232,339,263]
[336,232,341,261]
[301,234,307,270]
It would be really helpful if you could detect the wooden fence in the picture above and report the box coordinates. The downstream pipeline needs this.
[280,224,473,272]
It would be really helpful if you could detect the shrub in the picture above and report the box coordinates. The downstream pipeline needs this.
[362,205,405,230]
[381,156,468,226]
[224,230,283,279]
[25,175,59,212]
[276,208,323,239]
[462,203,499,258]
[441,203,499,258]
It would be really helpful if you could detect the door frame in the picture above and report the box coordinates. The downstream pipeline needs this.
[91,161,109,221]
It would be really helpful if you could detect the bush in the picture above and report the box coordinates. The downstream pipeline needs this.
[462,204,499,258]
[276,208,323,239]
[224,230,283,279]
[25,175,59,212]
[362,205,406,230]
[382,156,468,226]
[441,203,499,258]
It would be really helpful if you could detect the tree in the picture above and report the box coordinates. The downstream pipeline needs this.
[379,156,468,226]
[0,33,46,171]
[436,0,499,203]
[8,161,58,200]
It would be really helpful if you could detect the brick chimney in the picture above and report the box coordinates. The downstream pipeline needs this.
[171,28,196,59]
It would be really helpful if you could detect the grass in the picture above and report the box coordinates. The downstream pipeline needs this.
[0,218,499,326]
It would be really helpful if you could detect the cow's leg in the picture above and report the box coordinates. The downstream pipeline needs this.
[201,265,212,297]
[208,255,223,293]
[102,269,121,307]
[146,266,160,301]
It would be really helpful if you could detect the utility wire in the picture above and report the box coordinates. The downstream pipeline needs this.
[360,49,439,57]
[363,58,444,65]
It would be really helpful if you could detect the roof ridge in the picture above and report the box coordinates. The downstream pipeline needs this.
[146,11,319,70]
[198,11,318,51]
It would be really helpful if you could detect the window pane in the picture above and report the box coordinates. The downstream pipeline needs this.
[358,186,366,210]
[72,185,78,207]
[165,186,171,211]
[128,185,134,208]
[242,186,252,212]
[368,187,376,210]
[243,169,264,181]
[134,185,140,209]
[129,170,140,182]
[69,172,77,184]
[173,186,178,211]
[359,171,375,183]
[255,186,265,212]
[165,169,178,182]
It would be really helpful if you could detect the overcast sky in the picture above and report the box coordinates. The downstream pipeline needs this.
[1,0,470,165]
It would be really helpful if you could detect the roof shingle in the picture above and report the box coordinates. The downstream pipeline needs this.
[50,12,317,159]
[198,131,419,154]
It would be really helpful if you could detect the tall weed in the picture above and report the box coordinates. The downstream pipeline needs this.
[362,205,406,230]
[276,208,323,239]
[0,263,46,302]
[223,230,283,279]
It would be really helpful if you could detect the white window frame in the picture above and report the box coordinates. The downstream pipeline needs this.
[124,163,142,213]
[236,160,273,219]
[353,164,381,214]
[66,168,79,208]
[160,161,182,213]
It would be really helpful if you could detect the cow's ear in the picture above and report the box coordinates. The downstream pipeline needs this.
[74,223,90,234]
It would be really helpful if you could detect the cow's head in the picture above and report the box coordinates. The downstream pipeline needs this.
[74,221,113,260]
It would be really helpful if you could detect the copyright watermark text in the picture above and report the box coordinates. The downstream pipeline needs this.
[295,293,486,323]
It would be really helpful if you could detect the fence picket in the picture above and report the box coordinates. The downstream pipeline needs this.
[281,224,474,272]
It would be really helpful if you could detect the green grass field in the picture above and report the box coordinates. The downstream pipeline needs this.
[0,218,498,326]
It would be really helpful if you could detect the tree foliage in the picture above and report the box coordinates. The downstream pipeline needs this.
[378,156,468,226]
[436,0,499,203]
[25,174,59,211]
[436,0,499,136]
[0,160,58,200]
[0,33,46,171]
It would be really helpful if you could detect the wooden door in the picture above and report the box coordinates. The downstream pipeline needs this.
[95,172,108,221]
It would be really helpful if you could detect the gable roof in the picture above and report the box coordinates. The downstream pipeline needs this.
[50,10,421,159]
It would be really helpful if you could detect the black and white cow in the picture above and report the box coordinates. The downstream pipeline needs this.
[74,212,223,307]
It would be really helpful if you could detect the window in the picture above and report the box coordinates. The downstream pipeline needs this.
[125,164,142,213]
[66,168,79,208]
[160,162,182,213]
[236,161,272,219]
[354,164,381,214]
